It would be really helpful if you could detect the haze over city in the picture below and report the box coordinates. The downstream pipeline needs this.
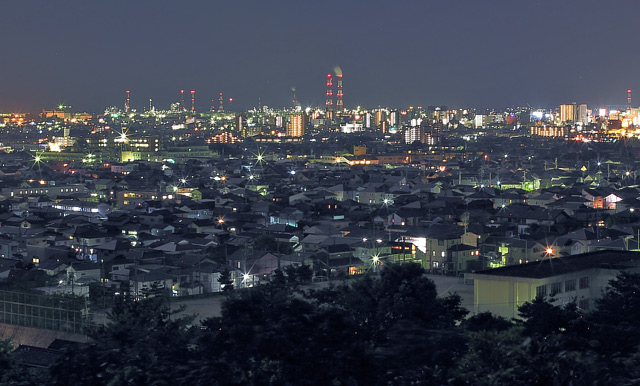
[4,1,640,385]
[2,0,640,112]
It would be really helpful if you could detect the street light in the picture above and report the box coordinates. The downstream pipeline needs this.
[372,254,380,273]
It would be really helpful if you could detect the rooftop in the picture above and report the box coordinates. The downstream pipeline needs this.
[472,250,640,279]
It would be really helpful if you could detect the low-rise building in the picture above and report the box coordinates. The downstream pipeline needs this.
[466,250,640,319]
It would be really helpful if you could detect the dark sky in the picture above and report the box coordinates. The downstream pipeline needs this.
[2,0,639,113]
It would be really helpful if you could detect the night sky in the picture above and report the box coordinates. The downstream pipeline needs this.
[2,0,639,113]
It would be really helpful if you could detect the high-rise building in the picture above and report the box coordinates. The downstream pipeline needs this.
[403,125,424,144]
[375,109,385,127]
[559,103,588,124]
[389,110,400,127]
[576,104,588,125]
[286,113,305,137]
[237,114,246,138]
[559,104,576,123]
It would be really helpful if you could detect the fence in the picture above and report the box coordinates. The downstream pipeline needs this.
[0,290,99,334]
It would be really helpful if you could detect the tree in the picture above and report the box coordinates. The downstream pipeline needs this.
[0,338,45,385]
[461,311,513,332]
[252,234,278,252]
[252,234,293,254]
[305,263,469,382]
[296,264,313,283]
[283,264,299,284]
[193,283,374,385]
[48,295,196,385]
[589,272,640,357]
[205,245,228,265]
[218,269,234,292]
[271,268,287,287]
[517,295,581,338]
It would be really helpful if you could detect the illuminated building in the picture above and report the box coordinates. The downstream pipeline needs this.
[530,125,566,137]
[559,103,588,125]
[41,109,72,120]
[41,108,92,122]
[236,114,246,137]
[286,113,305,137]
[346,156,379,166]
[128,137,160,152]
[467,250,640,318]
[403,123,438,145]
[403,125,423,144]
[353,145,366,156]
[375,109,385,127]
[207,131,241,144]
[117,190,161,208]
[52,136,76,148]
[4,182,86,198]
[380,120,388,133]
[389,110,400,127]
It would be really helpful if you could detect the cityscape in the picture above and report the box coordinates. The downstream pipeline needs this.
[2,0,640,385]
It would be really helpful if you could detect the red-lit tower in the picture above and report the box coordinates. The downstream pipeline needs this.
[628,89,632,109]
[211,99,216,111]
[125,90,131,112]
[180,89,185,111]
[325,74,333,116]
[218,92,224,113]
[190,90,196,112]
[336,73,343,113]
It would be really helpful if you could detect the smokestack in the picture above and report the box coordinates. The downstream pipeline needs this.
[325,74,333,116]
[125,90,130,112]
[291,86,297,109]
[190,90,196,112]
[180,89,185,111]
[628,89,632,109]
[335,66,343,113]
[218,92,224,113]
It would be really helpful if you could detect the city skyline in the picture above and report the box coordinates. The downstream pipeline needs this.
[1,0,639,112]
